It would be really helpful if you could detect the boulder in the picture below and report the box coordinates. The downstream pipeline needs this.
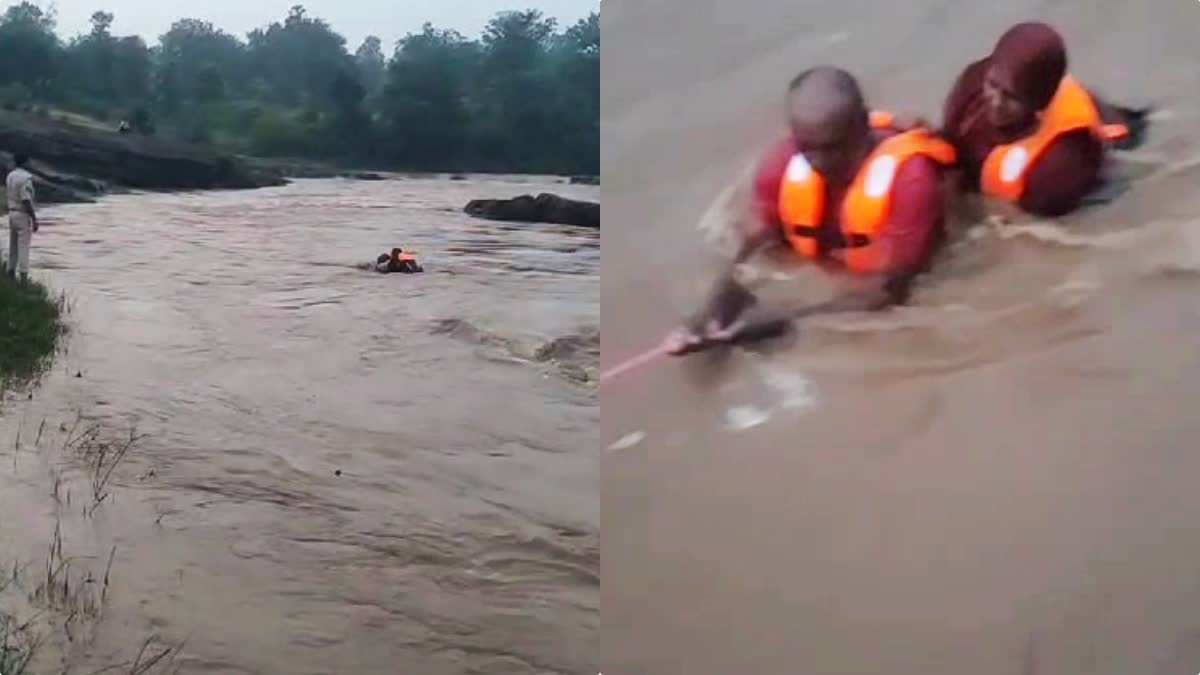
[464,193,600,229]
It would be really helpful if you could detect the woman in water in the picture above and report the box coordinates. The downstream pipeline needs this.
[940,21,1146,217]
[375,248,423,274]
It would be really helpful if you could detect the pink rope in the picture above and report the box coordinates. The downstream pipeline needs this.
[599,344,670,384]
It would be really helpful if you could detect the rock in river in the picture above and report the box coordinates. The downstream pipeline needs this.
[464,193,600,229]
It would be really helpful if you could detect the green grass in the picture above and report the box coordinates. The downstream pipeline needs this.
[0,275,65,387]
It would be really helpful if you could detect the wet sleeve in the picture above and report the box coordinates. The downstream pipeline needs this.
[1018,129,1102,217]
[878,155,943,274]
[19,175,34,204]
[749,139,793,238]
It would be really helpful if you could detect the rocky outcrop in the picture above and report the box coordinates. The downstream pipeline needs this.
[464,193,600,229]
[0,111,285,198]
[0,151,103,208]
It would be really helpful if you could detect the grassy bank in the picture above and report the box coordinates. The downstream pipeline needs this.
[0,275,64,387]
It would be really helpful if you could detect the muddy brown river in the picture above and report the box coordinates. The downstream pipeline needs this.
[603,1,1200,674]
[0,176,597,674]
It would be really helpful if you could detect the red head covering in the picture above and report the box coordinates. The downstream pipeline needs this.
[941,22,1070,177]
[990,22,1067,111]
[939,22,1103,214]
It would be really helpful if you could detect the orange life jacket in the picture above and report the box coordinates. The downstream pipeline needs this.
[980,75,1129,202]
[392,252,416,264]
[777,126,957,274]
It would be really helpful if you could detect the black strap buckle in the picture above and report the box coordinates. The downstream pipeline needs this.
[792,225,871,249]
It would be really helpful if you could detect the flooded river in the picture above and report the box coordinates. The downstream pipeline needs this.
[602,1,1200,674]
[0,176,597,674]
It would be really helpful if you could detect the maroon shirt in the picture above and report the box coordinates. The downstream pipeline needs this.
[751,134,945,273]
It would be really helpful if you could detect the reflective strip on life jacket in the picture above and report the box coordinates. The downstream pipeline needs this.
[981,75,1126,202]
[868,110,895,130]
[778,128,956,274]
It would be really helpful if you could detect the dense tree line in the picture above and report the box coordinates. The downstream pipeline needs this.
[0,4,599,175]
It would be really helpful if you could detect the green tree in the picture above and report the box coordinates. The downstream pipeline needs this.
[481,10,556,75]
[379,24,478,168]
[194,63,225,101]
[475,10,558,171]
[60,10,151,106]
[158,18,247,102]
[89,10,113,37]
[354,35,385,96]
[246,5,352,107]
[0,4,599,176]
[154,59,183,114]
[546,12,599,173]
[0,3,60,94]
[111,36,151,100]
[249,109,312,156]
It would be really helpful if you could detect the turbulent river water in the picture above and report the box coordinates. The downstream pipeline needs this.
[603,1,1200,674]
[0,176,597,674]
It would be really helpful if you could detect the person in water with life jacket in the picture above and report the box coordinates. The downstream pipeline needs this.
[376,247,423,274]
[940,21,1148,217]
[662,66,958,356]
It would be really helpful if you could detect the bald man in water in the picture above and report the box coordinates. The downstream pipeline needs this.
[665,66,955,354]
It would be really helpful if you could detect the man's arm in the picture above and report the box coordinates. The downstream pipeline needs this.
[682,140,792,331]
[20,177,36,231]
[683,203,783,333]
[1018,130,1101,217]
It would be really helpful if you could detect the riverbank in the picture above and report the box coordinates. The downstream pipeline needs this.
[0,109,601,212]
[0,110,287,208]
[0,275,64,389]
[0,277,69,673]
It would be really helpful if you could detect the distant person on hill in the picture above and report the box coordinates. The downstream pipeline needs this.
[940,21,1148,217]
[5,153,38,283]
[375,248,423,274]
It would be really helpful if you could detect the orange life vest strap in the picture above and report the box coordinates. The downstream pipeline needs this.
[980,75,1109,201]
[777,129,956,274]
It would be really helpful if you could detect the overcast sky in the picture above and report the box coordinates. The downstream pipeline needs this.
[40,0,598,50]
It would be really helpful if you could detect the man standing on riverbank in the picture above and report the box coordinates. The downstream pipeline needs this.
[5,153,38,283]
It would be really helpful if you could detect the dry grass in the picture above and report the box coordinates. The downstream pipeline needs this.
[1,561,41,675]
[0,411,179,675]
[64,423,144,515]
